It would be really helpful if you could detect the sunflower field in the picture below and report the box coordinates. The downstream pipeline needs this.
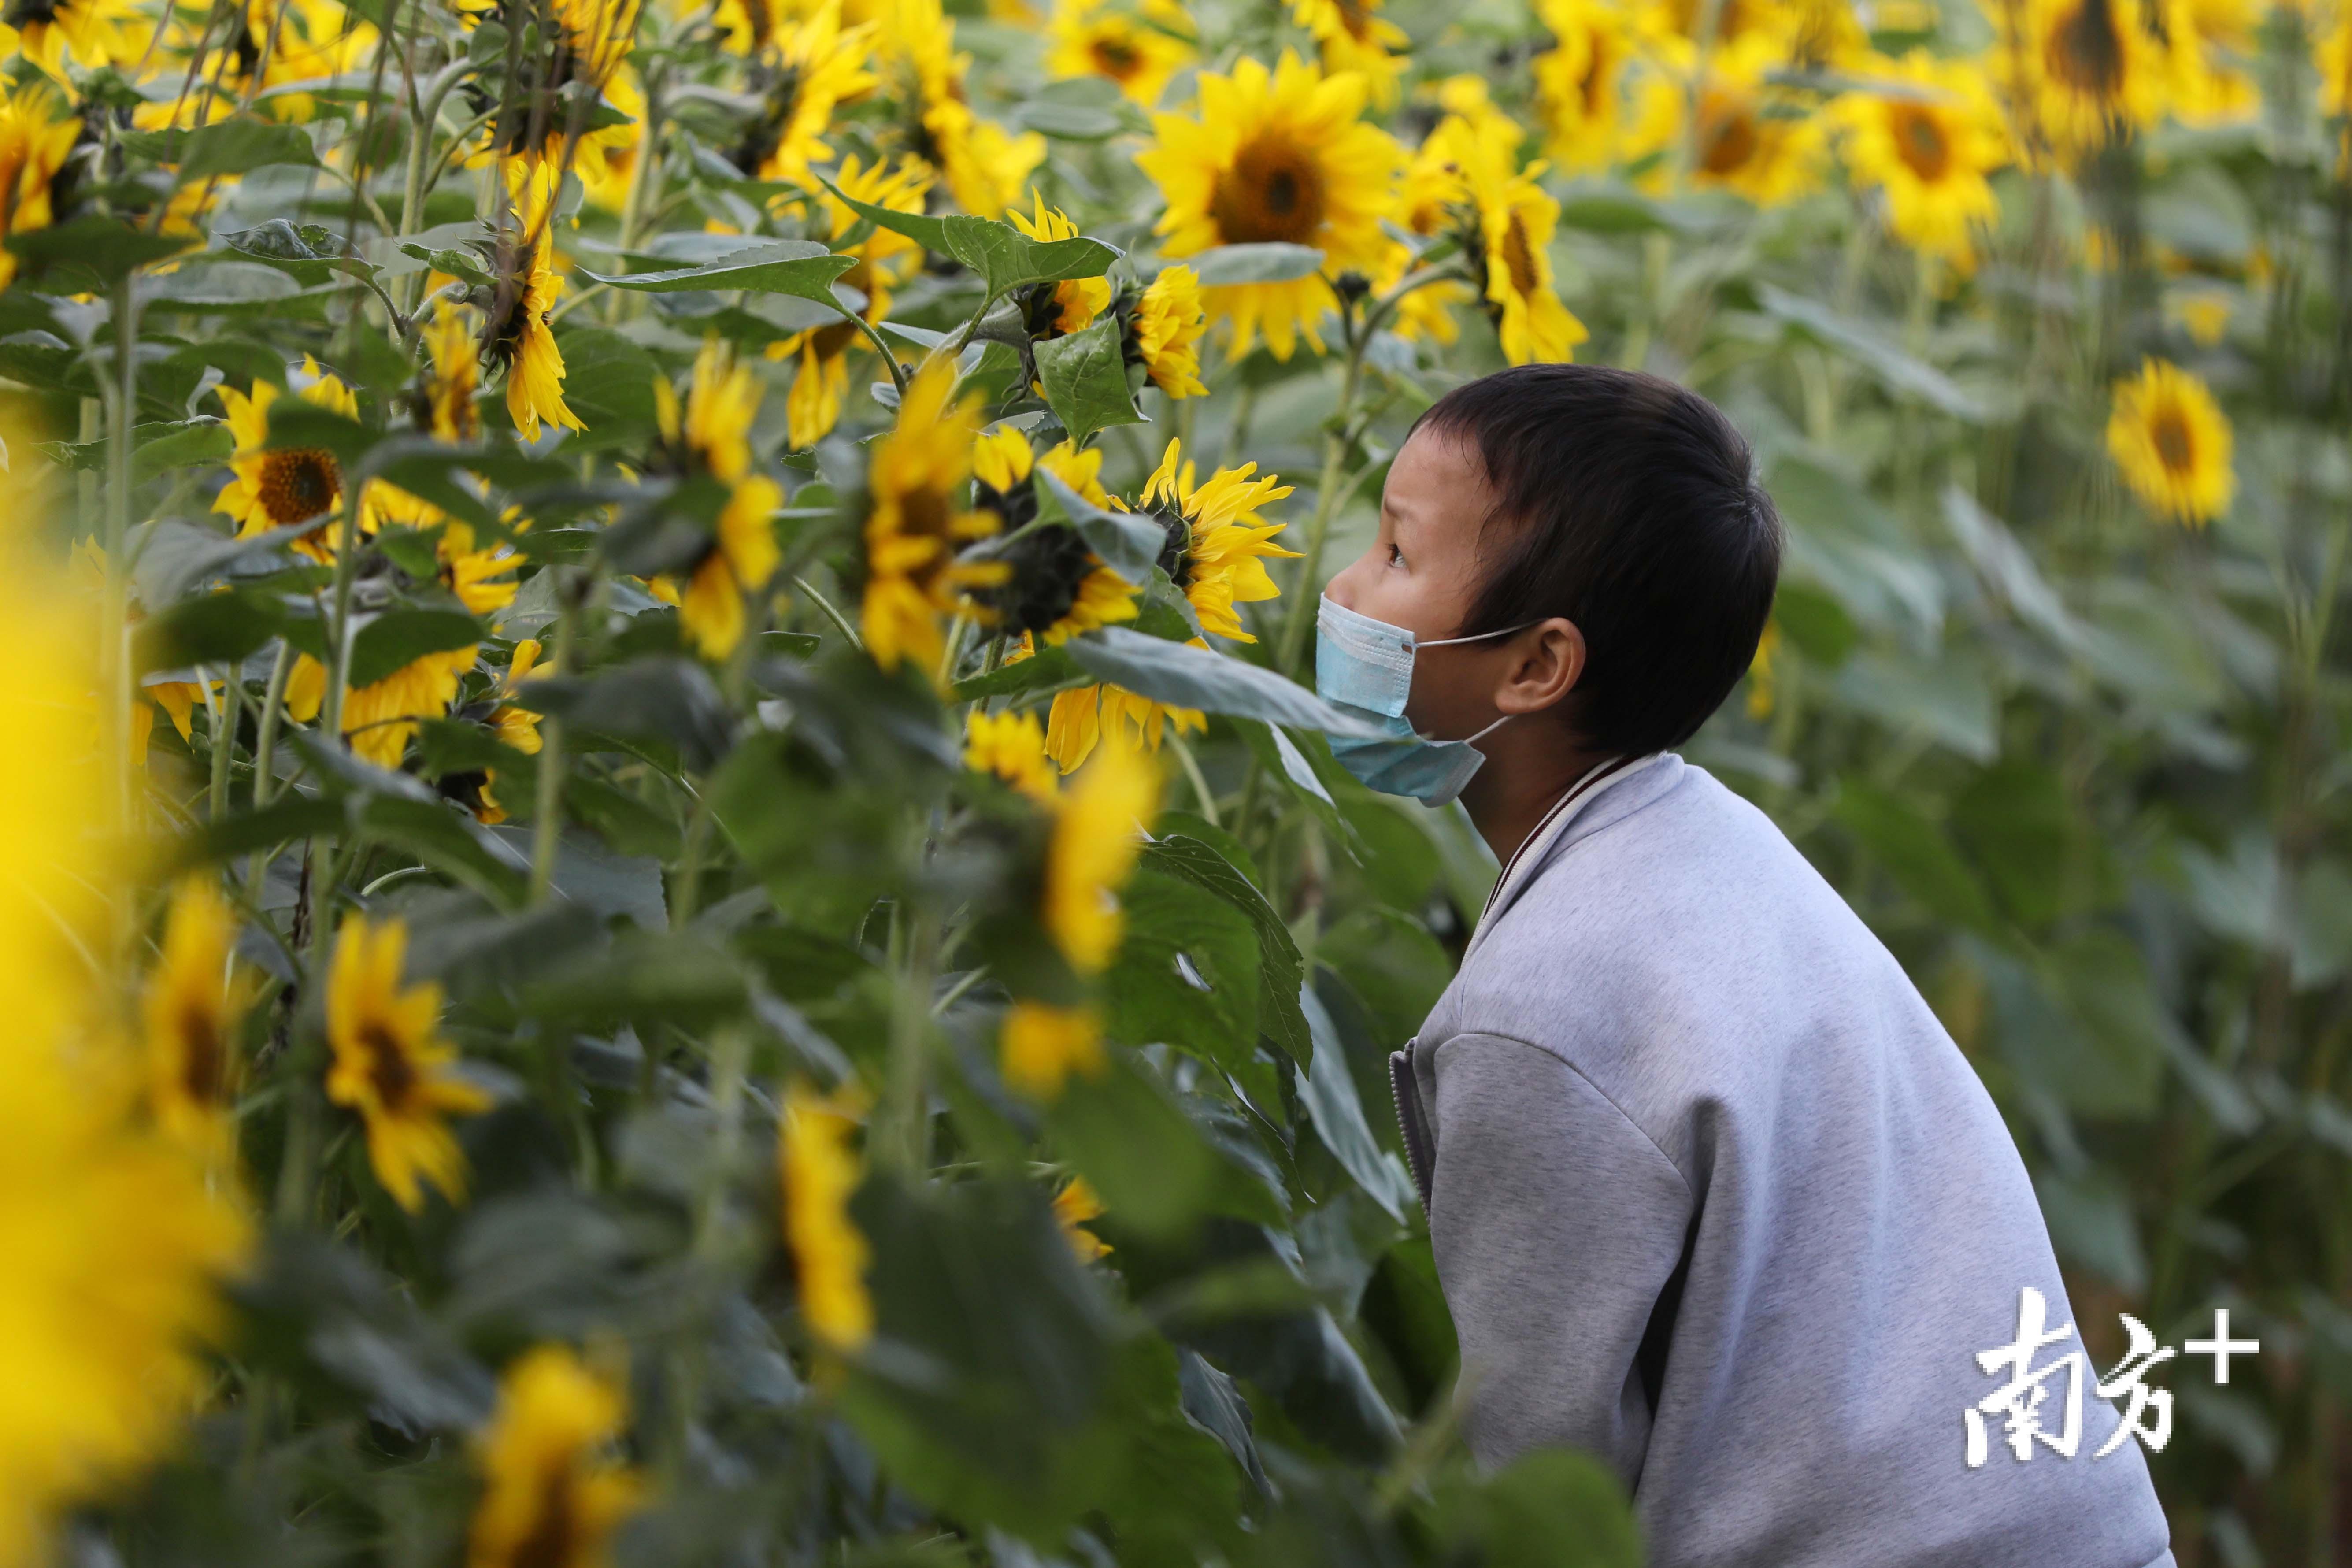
[2,0,2349,1551]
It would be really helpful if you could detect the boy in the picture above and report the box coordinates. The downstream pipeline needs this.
[1317,365,2175,1568]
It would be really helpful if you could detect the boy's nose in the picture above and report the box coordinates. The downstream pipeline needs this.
[1323,556,1362,611]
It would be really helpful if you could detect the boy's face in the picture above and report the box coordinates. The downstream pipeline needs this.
[1324,426,1522,738]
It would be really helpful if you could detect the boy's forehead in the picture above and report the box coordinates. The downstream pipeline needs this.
[1390,427,1493,528]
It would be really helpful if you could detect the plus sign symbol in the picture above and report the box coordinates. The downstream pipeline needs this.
[2183,1309,2261,1384]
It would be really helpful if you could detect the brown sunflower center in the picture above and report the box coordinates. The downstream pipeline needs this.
[1668,0,1756,41]
[1578,33,1615,116]
[2151,407,2194,472]
[176,1000,226,1106]
[2048,0,2126,100]
[811,319,862,359]
[360,1022,419,1111]
[1892,104,1952,181]
[1333,0,1373,44]
[1211,135,1326,245]
[1500,212,1541,295]
[1090,34,1141,78]
[258,448,342,526]
[1696,100,1761,176]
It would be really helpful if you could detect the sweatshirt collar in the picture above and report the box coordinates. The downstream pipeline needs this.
[1466,751,1678,955]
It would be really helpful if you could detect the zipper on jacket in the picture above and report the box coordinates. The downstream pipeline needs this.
[1389,1039,1434,1219]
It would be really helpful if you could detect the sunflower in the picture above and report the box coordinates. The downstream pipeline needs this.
[1045,0,1194,106]
[287,645,480,769]
[467,1346,642,1568]
[1138,50,1403,361]
[779,1079,873,1352]
[1467,154,1587,364]
[652,340,782,658]
[478,639,545,825]
[1042,738,1157,974]
[442,541,522,618]
[1128,264,1209,397]
[573,63,646,210]
[1010,195,1114,337]
[882,0,1045,216]
[966,708,1059,801]
[550,0,640,85]
[2163,0,2258,125]
[1834,53,2008,271]
[1289,0,1409,108]
[0,0,147,75]
[1533,0,1634,172]
[859,359,1004,675]
[962,433,1141,645]
[422,299,482,441]
[1993,0,2167,162]
[1000,1001,1106,1099]
[324,914,493,1213]
[772,156,930,449]
[1375,111,1499,348]
[188,0,378,122]
[2105,357,2233,526]
[731,1,877,184]
[1635,34,1826,205]
[482,158,583,442]
[142,879,251,1153]
[2322,6,2352,120]
[0,81,74,287]
[214,359,366,561]
[1139,435,1299,642]
[1052,1175,1112,1261]
[1043,671,1206,771]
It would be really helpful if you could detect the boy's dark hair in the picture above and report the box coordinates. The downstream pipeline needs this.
[1415,363,1783,759]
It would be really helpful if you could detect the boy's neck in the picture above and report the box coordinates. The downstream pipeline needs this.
[1459,731,1619,869]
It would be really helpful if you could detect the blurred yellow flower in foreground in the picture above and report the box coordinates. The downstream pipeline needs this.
[1042,739,1157,974]
[0,82,78,289]
[467,1345,641,1568]
[860,359,1003,676]
[2106,358,2233,527]
[325,914,493,1212]
[0,479,249,1568]
[780,1080,874,1351]
[1000,1000,1106,1098]
[966,708,1059,801]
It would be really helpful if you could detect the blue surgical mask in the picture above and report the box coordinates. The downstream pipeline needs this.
[1315,595,1534,807]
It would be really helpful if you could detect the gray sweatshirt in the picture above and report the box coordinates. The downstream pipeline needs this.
[1389,754,2176,1568]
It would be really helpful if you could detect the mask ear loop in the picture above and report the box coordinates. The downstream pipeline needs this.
[1419,619,1541,649]
[1464,712,1512,745]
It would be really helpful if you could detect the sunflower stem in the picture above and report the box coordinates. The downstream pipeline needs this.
[1170,731,1219,827]
[1271,311,1370,681]
[793,573,863,651]
[104,276,140,857]
[529,569,586,904]
[833,303,909,399]
[880,895,939,1171]
[252,638,294,809]
[207,667,239,823]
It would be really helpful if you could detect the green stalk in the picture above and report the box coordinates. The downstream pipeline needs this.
[880,895,939,1171]
[104,279,140,849]
[207,667,239,822]
[252,639,294,808]
[529,571,584,903]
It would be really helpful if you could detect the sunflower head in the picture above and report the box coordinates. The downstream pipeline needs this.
[1137,49,1404,360]
[1042,737,1158,973]
[1010,193,1114,337]
[966,708,1059,801]
[1125,264,1208,397]
[2105,357,2233,526]
[416,300,482,442]
[470,1345,642,1568]
[1140,436,1299,641]
[779,1079,874,1351]
[1000,1000,1106,1099]
[1045,0,1194,105]
[143,877,252,1152]
[323,914,492,1212]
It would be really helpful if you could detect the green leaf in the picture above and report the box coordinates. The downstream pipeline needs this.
[577,239,858,301]
[141,260,311,312]
[516,656,735,772]
[1756,283,1987,423]
[819,177,1121,296]
[1048,1049,1284,1239]
[262,398,381,474]
[951,640,1089,701]
[1142,834,1307,1064]
[39,418,232,480]
[6,215,195,287]
[222,219,372,286]
[135,587,283,672]
[1296,986,1417,1222]
[1065,629,1393,738]
[348,609,482,689]
[841,1173,1122,1542]
[1832,781,1997,933]
[1105,867,1262,1068]
[1422,1449,1640,1568]
[123,118,318,178]
[1035,463,1159,583]
[1010,74,1136,140]
[396,242,495,289]
[1033,317,1143,448]
[1187,244,1325,286]
[549,325,660,448]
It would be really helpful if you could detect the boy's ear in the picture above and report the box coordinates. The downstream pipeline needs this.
[1497,617,1586,715]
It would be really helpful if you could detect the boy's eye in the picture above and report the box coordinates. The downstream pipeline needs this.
[1386,542,1404,567]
